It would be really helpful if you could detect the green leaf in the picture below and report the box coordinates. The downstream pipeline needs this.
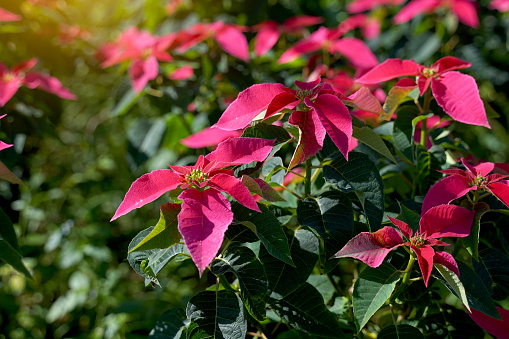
[472,248,509,301]
[261,228,319,298]
[378,324,424,339]
[148,243,189,276]
[397,203,420,235]
[352,126,397,164]
[0,207,31,277]
[231,201,293,266]
[129,203,181,253]
[186,290,247,339]
[211,245,268,321]
[414,145,444,196]
[353,262,400,332]
[392,106,420,162]
[111,88,142,117]
[297,190,353,273]
[148,307,188,339]
[0,207,21,254]
[127,227,160,286]
[323,152,385,232]
[0,160,24,185]
[262,157,285,185]
[461,202,489,261]
[434,264,470,312]
[241,123,292,144]
[269,282,344,337]
[437,261,500,319]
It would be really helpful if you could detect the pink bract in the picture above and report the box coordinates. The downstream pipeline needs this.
[0,59,76,106]
[346,0,405,13]
[422,158,509,214]
[253,16,323,57]
[277,26,378,70]
[111,137,274,275]
[0,7,21,21]
[468,306,509,338]
[211,77,354,167]
[356,57,490,128]
[336,204,474,287]
[393,0,479,28]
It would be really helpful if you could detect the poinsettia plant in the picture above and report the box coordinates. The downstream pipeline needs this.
[95,3,509,338]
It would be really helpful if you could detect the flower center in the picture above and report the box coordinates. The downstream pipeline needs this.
[410,233,427,248]
[2,73,15,82]
[422,67,437,78]
[185,169,209,184]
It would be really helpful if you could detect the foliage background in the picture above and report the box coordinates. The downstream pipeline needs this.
[0,0,508,337]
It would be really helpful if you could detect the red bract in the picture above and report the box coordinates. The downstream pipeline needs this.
[0,59,76,107]
[253,16,323,57]
[0,7,21,21]
[99,27,175,92]
[111,137,274,276]
[356,57,490,128]
[175,21,249,62]
[346,0,405,13]
[211,77,357,168]
[393,0,479,28]
[335,205,474,287]
[277,26,378,70]
[468,306,509,338]
[422,158,509,214]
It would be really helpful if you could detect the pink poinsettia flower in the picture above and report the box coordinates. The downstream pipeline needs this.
[211,77,385,168]
[211,77,357,168]
[422,158,509,214]
[278,26,379,71]
[0,58,76,107]
[338,14,381,40]
[335,204,474,287]
[111,137,274,276]
[490,0,509,12]
[393,0,479,28]
[175,21,249,61]
[0,7,21,21]
[356,56,490,128]
[253,16,323,57]
[346,0,405,13]
[99,27,175,92]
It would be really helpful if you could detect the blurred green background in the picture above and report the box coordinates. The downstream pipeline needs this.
[1,0,508,337]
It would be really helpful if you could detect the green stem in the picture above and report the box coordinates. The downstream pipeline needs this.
[305,159,312,197]
[402,253,416,285]
[219,274,236,292]
[420,87,433,148]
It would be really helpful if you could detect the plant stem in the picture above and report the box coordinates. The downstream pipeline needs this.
[402,253,416,285]
[305,159,312,196]
[420,87,433,148]
[281,185,304,200]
